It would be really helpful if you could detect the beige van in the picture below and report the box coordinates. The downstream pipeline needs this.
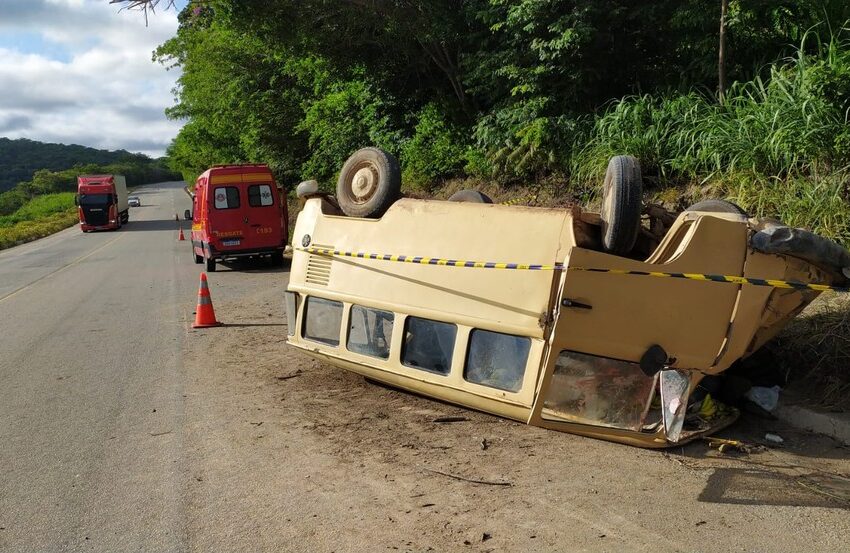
[285,148,850,448]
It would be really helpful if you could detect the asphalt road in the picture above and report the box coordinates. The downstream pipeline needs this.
[1,181,849,552]
[0,182,196,551]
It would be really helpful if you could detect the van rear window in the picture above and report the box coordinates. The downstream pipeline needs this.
[248,184,275,207]
[214,187,240,209]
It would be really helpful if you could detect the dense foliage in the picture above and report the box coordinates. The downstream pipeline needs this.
[156,2,850,213]
[0,141,180,218]
[0,137,156,192]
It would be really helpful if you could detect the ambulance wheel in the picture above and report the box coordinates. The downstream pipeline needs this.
[337,147,401,218]
[205,256,216,272]
[600,155,642,255]
[448,190,493,203]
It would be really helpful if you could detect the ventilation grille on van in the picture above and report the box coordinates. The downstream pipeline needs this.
[305,243,333,286]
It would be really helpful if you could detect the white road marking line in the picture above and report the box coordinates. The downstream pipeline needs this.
[0,233,126,304]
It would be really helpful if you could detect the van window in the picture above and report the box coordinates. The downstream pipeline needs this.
[214,186,240,209]
[248,184,275,207]
[347,305,393,359]
[402,317,456,375]
[464,329,530,392]
[541,351,656,431]
[303,297,342,346]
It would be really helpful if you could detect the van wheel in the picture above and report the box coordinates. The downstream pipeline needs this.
[600,155,643,255]
[336,147,401,218]
[685,199,748,216]
[448,190,493,203]
[194,251,203,264]
[205,256,216,272]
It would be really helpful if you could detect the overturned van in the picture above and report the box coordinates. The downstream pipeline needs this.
[285,148,850,448]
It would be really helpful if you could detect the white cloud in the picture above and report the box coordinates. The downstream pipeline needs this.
[0,0,182,157]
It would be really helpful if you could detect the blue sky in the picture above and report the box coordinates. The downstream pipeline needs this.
[0,0,188,157]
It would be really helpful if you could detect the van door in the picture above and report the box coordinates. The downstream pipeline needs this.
[245,182,283,249]
[209,183,245,251]
[528,215,747,438]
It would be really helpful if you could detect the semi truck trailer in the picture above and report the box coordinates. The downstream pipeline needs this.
[76,175,129,231]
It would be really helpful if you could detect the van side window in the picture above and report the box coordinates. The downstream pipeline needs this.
[248,184,275,207]
[402,317,456,375]
[541,351,656,431]
[302,297,342,346]
[347,305,393,359]
[214,186,240,209]
[464,329,530,392]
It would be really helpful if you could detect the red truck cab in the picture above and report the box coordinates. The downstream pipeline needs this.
[77,174,129,232]
[188,164,289,271]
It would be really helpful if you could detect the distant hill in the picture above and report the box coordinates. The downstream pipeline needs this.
[0,137,152,192]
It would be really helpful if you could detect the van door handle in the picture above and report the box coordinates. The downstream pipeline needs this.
[562,298,592,310]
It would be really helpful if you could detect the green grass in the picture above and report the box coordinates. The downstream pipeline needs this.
[0,209,78,250]
[0,192,77,227]
[0,193,79,250]
[567,33,850,248]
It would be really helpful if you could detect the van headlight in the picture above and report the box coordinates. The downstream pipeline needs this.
[284,291,298,336]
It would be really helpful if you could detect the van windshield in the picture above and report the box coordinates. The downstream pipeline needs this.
[79,194,114,207]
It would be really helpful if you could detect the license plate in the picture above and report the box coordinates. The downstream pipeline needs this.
[222,239,241,247]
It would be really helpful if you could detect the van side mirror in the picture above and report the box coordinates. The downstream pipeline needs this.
[184,209,192,221]
[639,344,669,376]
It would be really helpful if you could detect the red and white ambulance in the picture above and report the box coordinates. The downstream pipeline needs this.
[187,164,288,271]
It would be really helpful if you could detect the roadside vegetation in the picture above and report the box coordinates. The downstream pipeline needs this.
[0,137,149,193]
[130,0,850,404]
[0,147,180,250]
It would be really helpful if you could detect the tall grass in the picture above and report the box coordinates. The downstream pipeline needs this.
[571,31,850,241]
[577,33,850,177]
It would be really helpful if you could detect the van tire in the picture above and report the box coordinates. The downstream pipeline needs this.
[336,147,401,218]
[600,155,642,255]
[448,190,493,203]
[205,256,216,272]
[685,199,748,216]
[194,251,203,264]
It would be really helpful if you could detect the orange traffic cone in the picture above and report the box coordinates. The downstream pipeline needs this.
[178,227,186,241]
[192,273,222,328]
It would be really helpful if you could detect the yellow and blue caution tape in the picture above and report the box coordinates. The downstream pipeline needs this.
[296,246,849,293]
[499,193,538,206]
[298,246,563,270]
[570,267,849,293]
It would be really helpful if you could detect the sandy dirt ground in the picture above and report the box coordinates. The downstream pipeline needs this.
[179,259,850,553]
